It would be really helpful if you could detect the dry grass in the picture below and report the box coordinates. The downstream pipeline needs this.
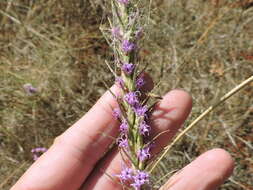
[0,0,252,189]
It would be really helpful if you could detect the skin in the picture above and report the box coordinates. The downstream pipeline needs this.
[11,85,234,190]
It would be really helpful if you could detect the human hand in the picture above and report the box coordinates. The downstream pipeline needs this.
[11,86,233,190]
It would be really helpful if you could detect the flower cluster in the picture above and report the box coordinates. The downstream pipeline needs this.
[109,0,153,189]
[117,167,150,190]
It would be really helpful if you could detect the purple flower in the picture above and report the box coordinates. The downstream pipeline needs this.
[31,147,47,161]
[111,27,121,38]
[124,92,139,106]
[137,146,151,161]
[23,83,38,95]
[136,76,145,88]
[31,147,47,152]
[116,167,134,182]
[112,108,121,119]
[122,40,136,53]
[131,170,150,190]
[139,121,151,136]
[118,0,130,5]
[122,63,135,74]
[133,104,148,117]
[115,77,124,88]
[118,136,129,148]
[120,120,129,133]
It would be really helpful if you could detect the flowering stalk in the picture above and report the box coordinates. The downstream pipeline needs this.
[107,0,153,189]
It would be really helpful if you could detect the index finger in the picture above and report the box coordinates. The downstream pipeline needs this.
[11,85,120,190]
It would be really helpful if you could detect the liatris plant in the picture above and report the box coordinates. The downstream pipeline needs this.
[103,0,155,189]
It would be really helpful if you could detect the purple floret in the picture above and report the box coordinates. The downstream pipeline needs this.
[31,147,47,161]
[118,0,130,5]
[118,136,129,148]
[135,27,143,39]
[116,167,134,182]
[111,27,121,38]
[122,40,136,53]
[120,120,129,133]
[124,92,139,106]
[23,83,38,95]
[133,104,148,117]
[115,77,124,88]
[137,146,151,162]
[136,76,145,89]
[131,170,150,190]
[122,63,135,75]
[139,121,151,136]
[112,108,121,119]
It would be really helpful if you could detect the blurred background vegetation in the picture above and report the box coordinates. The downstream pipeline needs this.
[0,0,252,189]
